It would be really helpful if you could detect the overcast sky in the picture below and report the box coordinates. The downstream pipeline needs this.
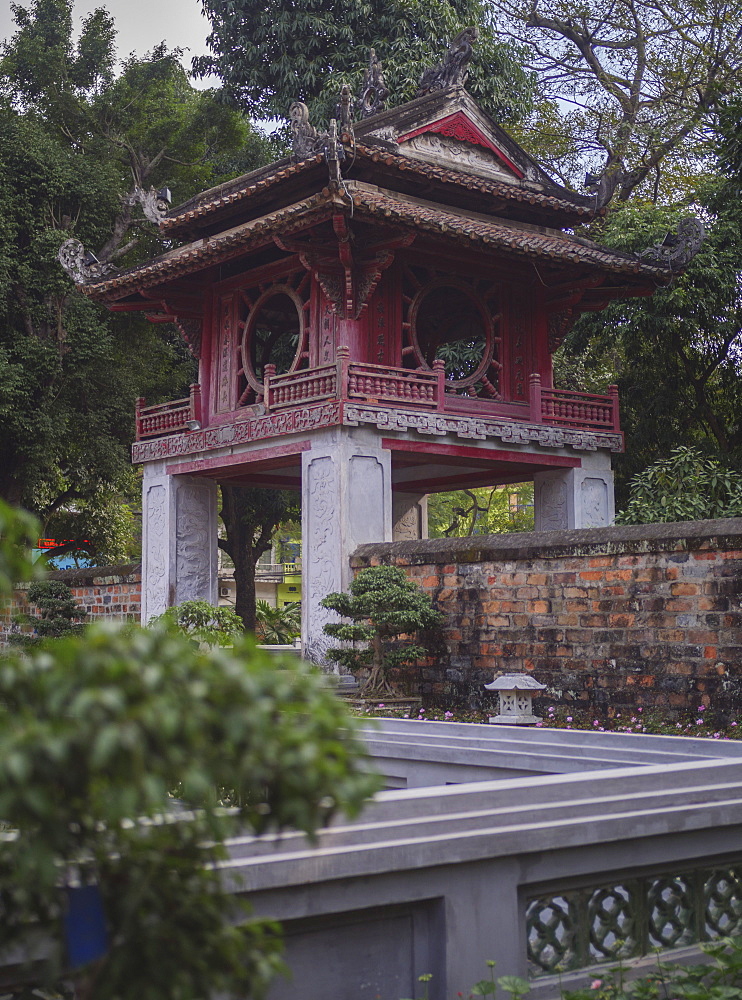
[0,0,220,87]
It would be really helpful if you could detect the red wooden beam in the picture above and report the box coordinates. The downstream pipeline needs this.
[381,438,581,467]
[166,440,310,477]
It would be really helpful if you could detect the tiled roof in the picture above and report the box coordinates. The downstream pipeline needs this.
[160,154,325,235]
[350,142,596,219]
[83,184,669,302]
[159,136,594,237]
[83,192,338,299]
[346,184,669,279]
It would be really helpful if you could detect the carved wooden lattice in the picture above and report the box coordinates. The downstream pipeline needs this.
[526,866,742,978]
[235,269,311,407]
[400,263,502,398]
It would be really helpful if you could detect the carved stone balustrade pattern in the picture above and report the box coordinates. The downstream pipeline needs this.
[526,865,742,977]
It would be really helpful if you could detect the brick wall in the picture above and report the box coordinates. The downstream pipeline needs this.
[352,519,742,716]
[0,564,141,643]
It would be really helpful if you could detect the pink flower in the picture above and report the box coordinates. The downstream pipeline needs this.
[733,722,738,727]
[591,981,603,990]
[566,716,573,722]
[638,707,643,712]
[536,721,543,727]
[378,703,385,709]
[698,705,706,712]
[696,719,703,725]
[593,720,600,726]
[444,711,454,720]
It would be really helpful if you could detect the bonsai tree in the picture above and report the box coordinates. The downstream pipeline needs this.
[11,580,87,645]
[321,566,443,697]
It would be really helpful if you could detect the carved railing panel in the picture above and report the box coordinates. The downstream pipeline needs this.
[264,356,444,412]
[265,365,338,410]
[346,361,440,408]
[526,865,742,978]
[530,374,620,432]
[136,384,201,440]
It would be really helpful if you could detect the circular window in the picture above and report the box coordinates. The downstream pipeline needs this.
[241,287,303,393]
[410,283,493,387]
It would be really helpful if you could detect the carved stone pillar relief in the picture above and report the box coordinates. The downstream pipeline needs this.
[302,431,392,665]
[534,458,615,531]
[141,463,218,622]
[393,492,429,541]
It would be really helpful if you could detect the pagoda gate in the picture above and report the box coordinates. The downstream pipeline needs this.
[67,49,697,660]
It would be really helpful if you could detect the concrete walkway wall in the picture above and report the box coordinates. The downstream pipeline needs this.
[352,518,742,715]
[227,721,742,1000]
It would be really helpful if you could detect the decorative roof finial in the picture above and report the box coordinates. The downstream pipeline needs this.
[58,239,117,285]
[638,217,706,271]
[417,26,479,97]
[287,103,347,188]
[124,185,172,225]
[337,83,354,131]
[357,48,390,118]
[290,101,324,159]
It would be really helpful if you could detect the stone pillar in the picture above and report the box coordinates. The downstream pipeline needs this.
[392,492,429,541]
[141,461,219,623]
[534,452,615,531]
[302,430,393,664]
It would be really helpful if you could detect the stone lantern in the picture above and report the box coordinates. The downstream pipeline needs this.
[485,673,546,725]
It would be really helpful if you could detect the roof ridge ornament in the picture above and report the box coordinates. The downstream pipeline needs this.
[416,26,479,98]
[58,239,117,285]
[638,217,706,271]
[357,48,389,118]
[290,100,336,162]
[289,102,347,188]
[338,83,354,130]
[124,185,172,225]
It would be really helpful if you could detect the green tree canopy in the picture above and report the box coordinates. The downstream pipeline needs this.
[617,446,742,524]
[194,0,535,125]
[0,0,274,557]
[10,579,87,645]
[428,484,534,537]
[219,486,301,632]
[321,565,443,697]
[489,0,742,203]
[559,183,742,505]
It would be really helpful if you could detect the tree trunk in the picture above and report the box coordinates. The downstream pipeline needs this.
[232,539,258,632]
[218,484,289,633]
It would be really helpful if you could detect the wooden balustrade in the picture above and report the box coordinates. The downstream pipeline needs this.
[346,360,440,408]
[529,374,620,432]
[264,355,442,412]
[264,364,338,410]
[135,371,621,441]
[135,383,201,440]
